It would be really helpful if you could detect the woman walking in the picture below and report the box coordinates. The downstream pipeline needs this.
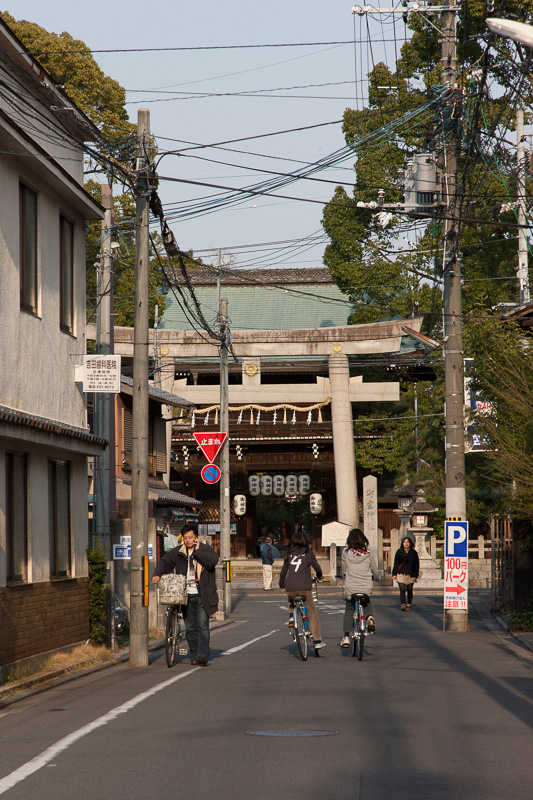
[392,535,419,610]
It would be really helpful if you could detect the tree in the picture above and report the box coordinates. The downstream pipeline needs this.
[1,12,134,144]
[465,312,533,524]
[85,181,167,330]
[322,3,533,521]
[1,15,170,328]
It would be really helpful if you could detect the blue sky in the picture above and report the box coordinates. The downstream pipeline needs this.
[6,2,404,268]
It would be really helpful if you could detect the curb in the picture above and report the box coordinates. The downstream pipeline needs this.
[0,617,236,709]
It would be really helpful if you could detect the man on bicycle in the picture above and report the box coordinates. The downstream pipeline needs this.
[152,523,218,666]
[279,531,326,649]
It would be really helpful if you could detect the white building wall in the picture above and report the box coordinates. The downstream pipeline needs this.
[0,158,87,427]
[0,20,103,601]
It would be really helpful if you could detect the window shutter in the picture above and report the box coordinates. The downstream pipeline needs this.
[155,417,167,472]
[123,406,133,452]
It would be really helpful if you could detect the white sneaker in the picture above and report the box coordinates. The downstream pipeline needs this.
[340,636,350,647]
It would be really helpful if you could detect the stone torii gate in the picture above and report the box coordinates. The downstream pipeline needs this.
[102,316,424,530]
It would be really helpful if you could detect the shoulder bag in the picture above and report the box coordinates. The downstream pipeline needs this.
[158,573,188,605]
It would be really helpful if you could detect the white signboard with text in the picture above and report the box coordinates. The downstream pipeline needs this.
[444,521,468,610]
[84,355,121,393]
[321,521,352,548]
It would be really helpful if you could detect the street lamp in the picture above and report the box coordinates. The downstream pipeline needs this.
[486,18,533,48]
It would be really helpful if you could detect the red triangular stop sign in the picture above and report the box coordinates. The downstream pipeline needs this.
[193,431,228,463]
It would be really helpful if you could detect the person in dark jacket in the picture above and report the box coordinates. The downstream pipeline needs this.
[152,523,218,665]
[392,534,420,610]
[279,531,325,649]
[260,536,275,591]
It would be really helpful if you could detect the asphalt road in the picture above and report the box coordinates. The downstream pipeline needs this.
[1,592,532,800]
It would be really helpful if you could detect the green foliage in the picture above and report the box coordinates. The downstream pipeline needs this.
[322,1,533,530]
[87,547,108,645]
[2,12,135,145]
[255,494,312,540]
[464,312,533,522]
[507,610,533,632]
[322,1,533,326]
[85,181,167,329]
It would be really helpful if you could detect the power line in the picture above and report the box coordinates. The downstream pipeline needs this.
[20,41,355,57]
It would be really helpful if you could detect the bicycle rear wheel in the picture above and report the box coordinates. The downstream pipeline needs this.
[165,606,179,667]
[295,606,308,661]
[354,616,364,661]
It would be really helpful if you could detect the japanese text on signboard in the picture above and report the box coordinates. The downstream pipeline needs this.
[444,521,468,610]
[84,355,121,393]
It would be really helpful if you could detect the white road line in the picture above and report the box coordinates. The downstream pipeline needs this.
[0,629,278,795]
[222,629,279,655]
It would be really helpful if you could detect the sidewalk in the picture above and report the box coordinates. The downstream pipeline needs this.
[469,592,533,655]
[0,615,235,709]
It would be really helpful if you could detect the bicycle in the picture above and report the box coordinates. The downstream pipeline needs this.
[350,593,368,661]
[165,604,186,667]
[288,578,321,661]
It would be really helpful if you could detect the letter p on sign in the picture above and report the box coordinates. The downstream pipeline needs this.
[445,521,468,557]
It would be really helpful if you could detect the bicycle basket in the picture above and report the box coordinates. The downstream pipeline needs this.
[158,573,187,605]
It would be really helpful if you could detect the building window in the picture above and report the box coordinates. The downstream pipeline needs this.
[6,452,28,582]
[48,460,71,577]
[20,184,38,314]
[60,216,74,332]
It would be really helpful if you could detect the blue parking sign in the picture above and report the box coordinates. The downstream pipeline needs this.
[445,521,468,557]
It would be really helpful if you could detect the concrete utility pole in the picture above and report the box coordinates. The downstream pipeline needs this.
[517,109,530,304]
[441,0,466,522]
[130,109,151,667]
[219,297,231,616]
[94,184,114,558]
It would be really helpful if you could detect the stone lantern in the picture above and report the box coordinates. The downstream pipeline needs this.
[393,482,418,543]
[407,489,442,588]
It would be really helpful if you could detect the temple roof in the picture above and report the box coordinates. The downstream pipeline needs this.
[161,268,352,331]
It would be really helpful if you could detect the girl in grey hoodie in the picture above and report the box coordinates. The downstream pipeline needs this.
[340,528,380,647]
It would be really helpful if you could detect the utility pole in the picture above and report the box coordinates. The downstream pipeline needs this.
[219,296,231,616]
[130,109,151,667]
[517,109,530,304]
[441,0,466,522]
[94,184,114,558]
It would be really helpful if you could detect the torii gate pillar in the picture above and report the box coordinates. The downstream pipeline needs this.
[329,351,358,528]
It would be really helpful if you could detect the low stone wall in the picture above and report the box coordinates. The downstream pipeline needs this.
[467,559,491,589]
[435,558,491,589]
[0,578,90,682]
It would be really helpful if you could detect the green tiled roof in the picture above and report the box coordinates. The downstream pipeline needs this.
[160,282,351,331]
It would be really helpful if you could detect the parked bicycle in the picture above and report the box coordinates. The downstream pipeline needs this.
[350,593,368,661]
[288,578,321,661]
[165,604,186,667]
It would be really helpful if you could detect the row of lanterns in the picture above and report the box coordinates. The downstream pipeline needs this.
[233,475,323,517]
[248,473,310,497]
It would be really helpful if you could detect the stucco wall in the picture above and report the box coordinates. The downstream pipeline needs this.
[0,156,87,427]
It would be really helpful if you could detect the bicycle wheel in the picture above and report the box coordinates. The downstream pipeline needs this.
[295,606,308,661]
[354,616,364,661]
[165,606,179,667]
